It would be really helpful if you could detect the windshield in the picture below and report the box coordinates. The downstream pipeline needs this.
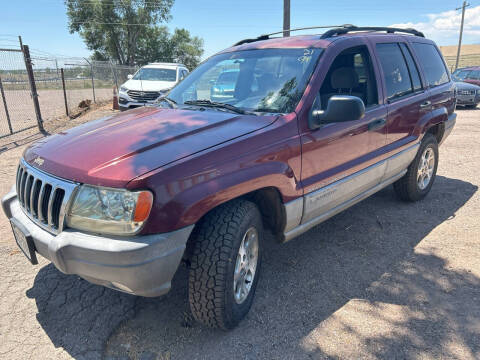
[133,68,177,81]
[167,48,323,113]
[452,69,471,81]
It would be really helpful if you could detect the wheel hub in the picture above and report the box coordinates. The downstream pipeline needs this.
[233,227,259,304]
[417,147,435,190]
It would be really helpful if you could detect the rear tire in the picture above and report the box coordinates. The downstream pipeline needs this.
[393,133,438,202]
[187,199,263,329]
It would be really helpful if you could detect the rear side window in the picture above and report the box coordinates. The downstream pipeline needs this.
[412,43,449,87]
[376,43,414,101]
[399,43,422,92]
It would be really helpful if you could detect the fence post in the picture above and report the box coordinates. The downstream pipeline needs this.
[90,63,96,103]
[109,61,119,90]
[0,76,13,134]
[60,68,69,117]
[22,45,44,133]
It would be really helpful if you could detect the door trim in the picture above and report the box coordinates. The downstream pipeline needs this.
[282,142,420,242]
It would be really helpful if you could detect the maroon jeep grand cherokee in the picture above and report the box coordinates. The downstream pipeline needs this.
[3,25,456,329]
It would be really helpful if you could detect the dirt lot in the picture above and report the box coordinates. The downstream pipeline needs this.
[0,88,113,137]
[0,108,479,360]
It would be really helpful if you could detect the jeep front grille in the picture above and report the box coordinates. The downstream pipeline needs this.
[16,159,78,234]
[127,90,160,102]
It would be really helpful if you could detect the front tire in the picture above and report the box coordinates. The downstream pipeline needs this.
[393,133,439,202]
[187,199,263,329]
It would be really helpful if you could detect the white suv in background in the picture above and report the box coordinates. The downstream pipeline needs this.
[118,63,189,111]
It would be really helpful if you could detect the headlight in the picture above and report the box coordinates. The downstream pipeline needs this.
[66,185,153,235]
[119,86,128,93]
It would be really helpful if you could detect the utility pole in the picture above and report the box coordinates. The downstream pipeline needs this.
[283,0,290,37]
[455,1,470,70]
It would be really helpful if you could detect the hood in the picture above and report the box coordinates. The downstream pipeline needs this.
[24,107,277,187]
[455,81,480,90]
[121,79,176,92]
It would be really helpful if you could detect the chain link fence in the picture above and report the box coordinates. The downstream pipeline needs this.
[0,38,137,139]
[0,48,37,138]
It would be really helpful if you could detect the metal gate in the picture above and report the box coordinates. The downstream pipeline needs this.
[0,45,42,139]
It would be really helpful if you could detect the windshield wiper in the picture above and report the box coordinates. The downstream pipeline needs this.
[184,99,251,115]
[157,96,177,108]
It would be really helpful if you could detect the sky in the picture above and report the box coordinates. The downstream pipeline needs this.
[1,0,479,61]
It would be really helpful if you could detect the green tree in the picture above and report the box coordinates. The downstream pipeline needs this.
[135,26,204,69]
[65,0,204,68]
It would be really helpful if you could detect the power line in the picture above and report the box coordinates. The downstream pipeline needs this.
[71,21,154,25]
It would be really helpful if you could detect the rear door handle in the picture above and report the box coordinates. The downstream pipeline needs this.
[420,101,432,108]
[368,118,386,131]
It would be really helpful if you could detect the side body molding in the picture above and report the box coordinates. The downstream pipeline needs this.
[282,142,420,242]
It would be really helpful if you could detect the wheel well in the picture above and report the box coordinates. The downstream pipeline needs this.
[426,122,444,144]
[243,187,286,237]
[183,187,286,263]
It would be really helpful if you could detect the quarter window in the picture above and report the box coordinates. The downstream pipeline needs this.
[412,43,449,87]
[376,43,414,101]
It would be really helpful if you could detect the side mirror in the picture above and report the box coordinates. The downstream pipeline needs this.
[127,74,133,80]
[309,95,365,129]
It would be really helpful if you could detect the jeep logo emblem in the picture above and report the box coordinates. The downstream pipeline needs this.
[33,156,44,166]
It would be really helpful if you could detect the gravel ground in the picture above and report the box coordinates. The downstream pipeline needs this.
[0,108,479,360]
[0,88,113,137]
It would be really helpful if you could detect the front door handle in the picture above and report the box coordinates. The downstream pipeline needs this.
[420,101,432,108]
[368,118,386,131]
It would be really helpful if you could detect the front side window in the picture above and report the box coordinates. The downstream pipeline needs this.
[318,45,378,110]
[168,48,323,113]
[412,43,449,87]
[133,68,177,82]
[376,43,415,101]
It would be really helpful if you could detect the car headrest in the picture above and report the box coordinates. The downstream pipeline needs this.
[331,67,359,89]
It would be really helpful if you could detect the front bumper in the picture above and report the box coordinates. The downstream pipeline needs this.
[2,188,193,297]
[456,93,480,106]
[118,98,156,111]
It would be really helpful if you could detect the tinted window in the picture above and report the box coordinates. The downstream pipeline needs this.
[217,71,239,84]
[452,69,471,81]
[412,43,449,87]
[399,43,422,91]
[469,70,480,80]
[319,45,378,109]
[376,43,414,101]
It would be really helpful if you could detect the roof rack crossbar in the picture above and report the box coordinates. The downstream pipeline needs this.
[233,24,352,46]
[320,26,425,39]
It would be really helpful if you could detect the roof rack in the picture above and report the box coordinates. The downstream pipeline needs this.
[233,24,424,47]
[233,24,352,46]
[320,25,424,39]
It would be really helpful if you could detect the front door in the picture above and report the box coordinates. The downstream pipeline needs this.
[300,42,387,224]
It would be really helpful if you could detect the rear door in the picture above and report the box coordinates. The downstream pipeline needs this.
[373,41,429,148]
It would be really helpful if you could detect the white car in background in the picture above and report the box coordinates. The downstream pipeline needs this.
[118,63,189,111]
